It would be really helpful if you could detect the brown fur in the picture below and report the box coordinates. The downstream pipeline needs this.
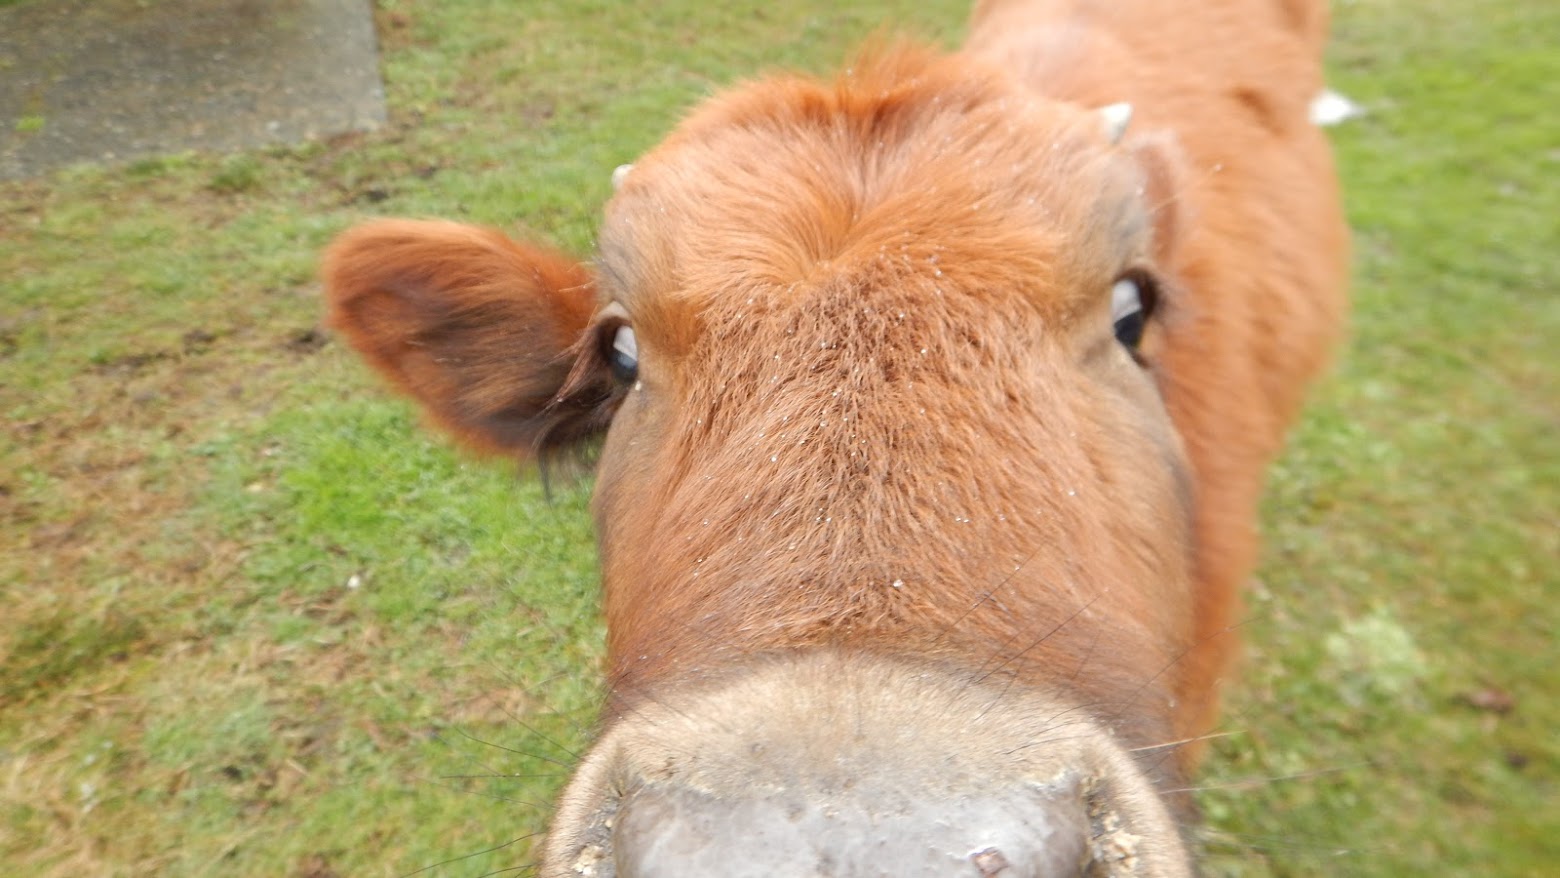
[323,0,1346,856]
[964,0,1349,740]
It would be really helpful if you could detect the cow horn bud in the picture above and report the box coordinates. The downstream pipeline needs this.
[1099,102,1133,145]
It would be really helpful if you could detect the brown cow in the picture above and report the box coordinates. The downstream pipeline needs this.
[323,0,1347,874]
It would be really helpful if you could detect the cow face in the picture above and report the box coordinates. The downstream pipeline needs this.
[327,47,1205,878]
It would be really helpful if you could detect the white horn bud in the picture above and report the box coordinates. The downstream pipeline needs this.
[611,164,634,190]
[1098,102,1133,145]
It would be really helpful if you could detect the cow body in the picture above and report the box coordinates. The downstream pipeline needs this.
[324,1,1346,874]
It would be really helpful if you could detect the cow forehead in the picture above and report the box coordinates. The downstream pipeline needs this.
[595,52,1151,342]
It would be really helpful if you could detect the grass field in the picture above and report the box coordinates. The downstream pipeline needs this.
[2,1,1555,875]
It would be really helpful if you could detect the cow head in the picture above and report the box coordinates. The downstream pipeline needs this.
[327,47,1203,877]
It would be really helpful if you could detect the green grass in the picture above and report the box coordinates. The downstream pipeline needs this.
[1,1,1554,875]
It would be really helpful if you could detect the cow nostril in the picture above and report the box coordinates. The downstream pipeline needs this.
[971,846,1013,876]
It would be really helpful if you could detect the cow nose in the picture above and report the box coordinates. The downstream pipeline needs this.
[544,655,1191,878]
[612,777,1093,877]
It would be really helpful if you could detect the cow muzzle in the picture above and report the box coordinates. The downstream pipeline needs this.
[542,652,1191,877]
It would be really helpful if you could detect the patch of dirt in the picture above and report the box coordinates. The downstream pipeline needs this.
[445,686,545,727]
[277,585,360,632]
[89,326,232,376]
[523,100,556,125]
[372,7,418,52]
[283,327,330,355]
[1458,686,1516,714]
[93,350,173,375]
[2,317,297,687]
[25,512,95,551]
[295,854,341,878]
[296,104,447,208]
[0,607,150,709]
[181,328,219,353]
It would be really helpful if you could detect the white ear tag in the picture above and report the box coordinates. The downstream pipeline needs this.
[1309,89,1365,127]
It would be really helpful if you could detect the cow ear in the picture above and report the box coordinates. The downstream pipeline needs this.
[323,219,616,463]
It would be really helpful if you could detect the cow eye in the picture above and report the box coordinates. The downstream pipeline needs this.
[1111,274,1156,350]
[607,324,638,384]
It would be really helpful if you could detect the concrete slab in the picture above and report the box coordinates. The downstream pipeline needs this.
[0,0,386,179]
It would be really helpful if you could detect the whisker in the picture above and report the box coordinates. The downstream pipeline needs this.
[474,863,541,878]
[440,772,570,781]
[1166,761,1367,794]
[446,726,577,772]
[468,662,586,761]
[428,731,524,796]
[1124,614,1252,709]
[398,830,543,878]
[595,616,756,741]
[1127,729,1242,753]
[974,590,1106,688]
[1114,610,1273,779]
[1198,826,1391,857]
[410,773,552,809]
[1065,624,1104,685]
[1000,722,1114,755]
[933,545,1045,647]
